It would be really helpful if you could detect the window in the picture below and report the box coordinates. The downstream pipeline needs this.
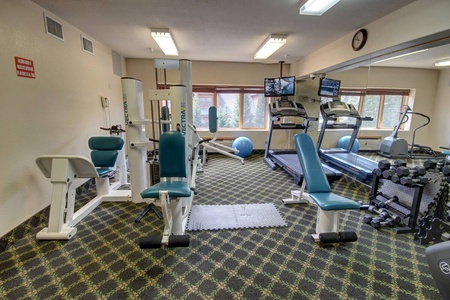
[323,88,410,129]
[192,86,266,130]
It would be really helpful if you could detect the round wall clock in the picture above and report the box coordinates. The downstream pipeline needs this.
[352,29,368,51]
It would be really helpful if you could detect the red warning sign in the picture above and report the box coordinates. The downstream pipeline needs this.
[15,56,35,79]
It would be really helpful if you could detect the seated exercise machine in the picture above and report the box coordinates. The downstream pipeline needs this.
[317,100,377,183]
[139,131,196,248]
[293,133,360,244]
[188,106,244,170]
[35,136,131,240]
[264,98,343,186]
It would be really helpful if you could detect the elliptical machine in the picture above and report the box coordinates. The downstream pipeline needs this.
[379,105,410,158]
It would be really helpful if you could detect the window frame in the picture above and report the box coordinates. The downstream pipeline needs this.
[192,85,267,130]
[339,88,410,129]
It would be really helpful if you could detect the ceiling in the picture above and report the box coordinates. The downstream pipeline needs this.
[31,0,448,69]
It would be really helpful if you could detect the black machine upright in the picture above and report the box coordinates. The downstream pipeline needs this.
[264,98,343,185]
[317,100,377,183]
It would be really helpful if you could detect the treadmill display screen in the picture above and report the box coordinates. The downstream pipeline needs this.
[318,78,341,97]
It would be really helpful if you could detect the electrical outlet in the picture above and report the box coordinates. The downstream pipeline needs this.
[101,96,109,108]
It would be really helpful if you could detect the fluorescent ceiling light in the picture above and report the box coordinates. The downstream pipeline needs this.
[300,0,340,16]
[372,49,429,64]
[435,59,450,67]
[254,34,287,60]
[151,28,178,56]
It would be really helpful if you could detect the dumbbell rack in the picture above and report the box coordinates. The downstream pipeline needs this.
[369,174,425,234]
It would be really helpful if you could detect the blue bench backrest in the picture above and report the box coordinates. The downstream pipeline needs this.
[88,136,124,168]
[294,133,331,193]
[159,131,186,178]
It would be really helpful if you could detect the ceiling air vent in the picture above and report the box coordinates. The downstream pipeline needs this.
[81,35,94,55]
[44,13,64,41]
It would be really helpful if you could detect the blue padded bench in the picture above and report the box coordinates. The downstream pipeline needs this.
[294,133,360,244]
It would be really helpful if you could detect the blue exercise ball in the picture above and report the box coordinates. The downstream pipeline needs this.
[232,137,253,158]
[337,136,360,153]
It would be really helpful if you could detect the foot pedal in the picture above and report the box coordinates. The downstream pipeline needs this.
[167,235,190,248]
[139,236,162,249]
[339,231,358,243]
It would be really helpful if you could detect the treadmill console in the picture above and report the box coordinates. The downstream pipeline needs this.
[269,99,307,118]
[320,101,359,118]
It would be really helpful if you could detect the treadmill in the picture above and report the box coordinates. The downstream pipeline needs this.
[317,100,377,183]
[264,98,343,185]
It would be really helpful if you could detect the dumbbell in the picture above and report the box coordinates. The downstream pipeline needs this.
[378,195,399,208]
[393,160,407,168]
[363,214,374,224]
[442,165,450,176]
[370,217,395,229]
[378,160,391,171]
[411,166,427,177]
[400,176,429,186]
[424,159,437,170]
[368,206,390,220]
[382,169,396,180]
[391,174,400,184]
[396,166,411,177]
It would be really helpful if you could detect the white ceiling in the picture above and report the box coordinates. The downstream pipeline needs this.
[31,0,449,69]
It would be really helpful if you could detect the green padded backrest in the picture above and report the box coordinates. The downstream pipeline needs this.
[159,131,186,178]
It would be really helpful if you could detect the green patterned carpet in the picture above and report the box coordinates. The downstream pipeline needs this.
[0,153,441,299]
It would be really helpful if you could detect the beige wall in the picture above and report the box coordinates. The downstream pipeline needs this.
[431,68,450,149]
[293,0,450,77]
[0,0,124,237]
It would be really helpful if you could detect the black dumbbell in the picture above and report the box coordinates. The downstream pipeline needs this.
[396,166,411,177]
[411,166,427,177]
[373,168,383,176]
[371,217,395,229]
[391,174,400,183]
[379,195,399,208]
[400,176,429,186]
[424,159,437,170]
[382,169,396,179]
[368,206,390,220]
[363,214,373,224]
[442,165,450,176]
[378,160,391,171]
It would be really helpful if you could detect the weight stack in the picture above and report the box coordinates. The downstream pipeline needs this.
[149,160,160,185]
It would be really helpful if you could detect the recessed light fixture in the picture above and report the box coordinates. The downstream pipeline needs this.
[435,58,450,67]
[151,28,178,56]
[299,0,340,16]
[254,34,287,60]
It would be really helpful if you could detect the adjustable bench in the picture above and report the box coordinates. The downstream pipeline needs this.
[294,133,360,244]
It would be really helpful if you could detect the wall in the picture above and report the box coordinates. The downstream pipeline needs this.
[431,68,450,148]
[125,59,290,150]
[0,1,124,237]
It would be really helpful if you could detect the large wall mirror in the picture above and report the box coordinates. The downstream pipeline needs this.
[296,30,450,151]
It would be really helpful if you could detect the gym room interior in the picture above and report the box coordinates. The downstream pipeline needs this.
[1,0,450,299]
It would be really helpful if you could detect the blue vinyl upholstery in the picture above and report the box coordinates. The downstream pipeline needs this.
[88,136,124,177]
[294,133,360,211]
[141,131,191,199]
[208,106,218,134]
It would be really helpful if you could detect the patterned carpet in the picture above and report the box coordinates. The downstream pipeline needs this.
[0,152,442,299]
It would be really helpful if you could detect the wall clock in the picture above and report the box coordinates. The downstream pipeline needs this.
[352,29,368,51]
